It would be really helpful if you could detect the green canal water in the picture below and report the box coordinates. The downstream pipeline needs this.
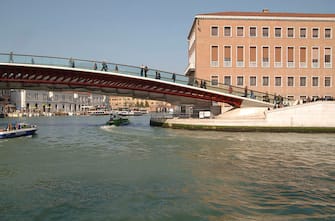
[0,115,334,220]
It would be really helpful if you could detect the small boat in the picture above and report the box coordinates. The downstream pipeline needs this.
[0,123,37,139]
[106,114,129,126]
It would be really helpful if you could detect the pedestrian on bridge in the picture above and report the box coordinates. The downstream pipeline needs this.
[101,62,108,71]
[172,73,176,82]
[155,71,161,79]
[9,52,14,63]
[69,58,75,68]
[144,66,148,77]
[140,64,144,76]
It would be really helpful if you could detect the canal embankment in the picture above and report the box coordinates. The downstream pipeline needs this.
[150,101,335,132]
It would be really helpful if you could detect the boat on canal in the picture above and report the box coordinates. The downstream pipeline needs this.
[106,114,129,126]
[0,123,37,139]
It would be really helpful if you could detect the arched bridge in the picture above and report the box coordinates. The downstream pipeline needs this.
[0,53,274,108]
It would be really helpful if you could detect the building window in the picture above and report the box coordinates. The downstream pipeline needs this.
[236,46,244,67]
[300,28,307,38]
[224,46,232,67]
[237,27,244,37]
[249,46,257,67]
[300,77,307,87]
[211,45,219,67]
[262,27,269,38]
[312,28,319,38]
[237,76,244,86]
[275,47,282,67]
[325,28,332,39]
[299,47,307,68]
[287,47,294,68]
[224,76,231,85]
[312,47,319,68]
[287,77,294,87]
[325,47,332,68]
[287,27,294,38]
[211,75,219,86]
[250,76,257,86]
[275,27,282,38]
[325,76,332,87]
[250,27,257,37]
[312,76,319,87]
[262,76,269,86]
[262,46,269,67]
[211,26,219,36]
[224,26,231,37]
[275,77,282,87]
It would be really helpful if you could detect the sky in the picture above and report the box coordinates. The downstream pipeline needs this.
[1,0,335,74]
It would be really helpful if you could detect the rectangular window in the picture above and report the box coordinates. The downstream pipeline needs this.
[325,76,331,87]
[211,75,219,86]
[262,76,269,86]
[237,76,244,86]
[249,46,257,67]
[237,27,244,37]
[325,47,331,68]
[262,27,269,38]
[300,47,307,67]
[262,46,269,67]
[275,28,282,38]
[250,27,257,37]
[275,47,282,67]
[325,28,332,39]
[237,46,244,67]
[312,76,319,87]
[211,45,219,67]
[211,26,219,36]
[224,46,232,67]
[287,27,294,38]
[250,76,257,86]
[300,77,307,87]
[224,76,231,85]
[287,47,294,67]
[287,77,294,86]
[312,28,319,38]
[312,47,319,68]
[275,77,282,86]
[300,28,307,38]
[224,26,231,37]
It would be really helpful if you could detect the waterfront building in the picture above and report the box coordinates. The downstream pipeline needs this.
[185,9,335,101]
[10,89,108,115]
[0,89,11,114]
[109,96,171,112]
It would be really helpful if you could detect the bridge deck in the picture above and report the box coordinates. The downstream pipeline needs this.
[0,53,275,108]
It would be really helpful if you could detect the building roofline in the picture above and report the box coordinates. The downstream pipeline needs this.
[198,11,335,18]
[187,10,335,41]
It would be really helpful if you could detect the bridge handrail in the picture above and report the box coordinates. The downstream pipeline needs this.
[0,52,288,106]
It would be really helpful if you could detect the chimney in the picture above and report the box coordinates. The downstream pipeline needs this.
[262,9,269,13]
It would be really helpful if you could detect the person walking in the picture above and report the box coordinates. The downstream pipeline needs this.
[101,62,108,71]
[155,71,161,79]
[144,66,148,77]
[140,64,144,76]
[172,73,176,82]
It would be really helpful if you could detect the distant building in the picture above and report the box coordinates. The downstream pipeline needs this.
[185,10,335,101]
[10,89,108,114]
[109,96,171,112]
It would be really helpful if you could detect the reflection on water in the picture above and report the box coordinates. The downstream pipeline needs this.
[0,116,335,220]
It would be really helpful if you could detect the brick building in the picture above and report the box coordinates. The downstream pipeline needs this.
[185,10,335,101]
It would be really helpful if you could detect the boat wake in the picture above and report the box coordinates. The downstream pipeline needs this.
[100,125,116,131]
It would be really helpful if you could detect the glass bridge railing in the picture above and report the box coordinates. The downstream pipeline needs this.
[0,52,287,106]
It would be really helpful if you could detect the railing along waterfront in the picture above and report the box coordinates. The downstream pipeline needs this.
[0,52,288,105]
